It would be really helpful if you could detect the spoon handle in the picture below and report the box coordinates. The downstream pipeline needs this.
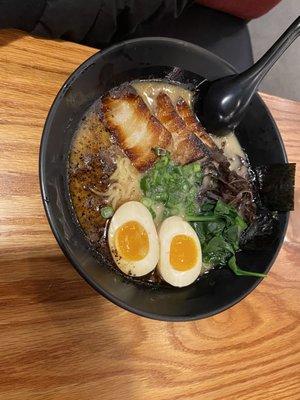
[243,16,300,85]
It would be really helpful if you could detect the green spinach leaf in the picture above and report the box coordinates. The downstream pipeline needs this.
[228,256,267,278]
[202,236,234,267]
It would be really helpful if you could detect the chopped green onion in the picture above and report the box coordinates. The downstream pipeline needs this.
[152,147,167,156]
[186,215,219,222]
[193,163,201,173]
[100,206,114,219]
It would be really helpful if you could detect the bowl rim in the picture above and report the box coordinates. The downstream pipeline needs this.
[39,36,289,321]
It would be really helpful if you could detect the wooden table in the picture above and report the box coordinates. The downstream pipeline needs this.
[0,29,299,400]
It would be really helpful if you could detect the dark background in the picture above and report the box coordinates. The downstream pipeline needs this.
[0,0,252,71]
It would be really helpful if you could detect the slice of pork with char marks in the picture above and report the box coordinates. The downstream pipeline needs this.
[100,85,172,172]
[176,98,226,163]
[176,98,217,149]
[155,92,205,165]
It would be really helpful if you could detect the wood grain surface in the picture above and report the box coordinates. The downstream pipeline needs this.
[0,29,299,400]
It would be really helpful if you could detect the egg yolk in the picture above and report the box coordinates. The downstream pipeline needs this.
[115,221,149,261]
[170,234,198,271]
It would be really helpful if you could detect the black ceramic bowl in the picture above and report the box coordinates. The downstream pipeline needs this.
[40,38,288,321]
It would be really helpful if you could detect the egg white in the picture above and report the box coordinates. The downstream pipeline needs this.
[158,216,202,287]
[108,201,159,276]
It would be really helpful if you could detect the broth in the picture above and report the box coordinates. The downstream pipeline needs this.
[133,81,192,111]
[69,108,111,246]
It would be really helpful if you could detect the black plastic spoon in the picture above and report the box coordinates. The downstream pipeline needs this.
[195,16,300,136]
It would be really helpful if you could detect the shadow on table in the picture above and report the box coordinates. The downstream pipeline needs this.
[0,28,76,49]
[0,29,28,47]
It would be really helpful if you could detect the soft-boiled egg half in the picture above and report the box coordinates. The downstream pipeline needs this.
[108,201,159,276]
[158,216,202,287]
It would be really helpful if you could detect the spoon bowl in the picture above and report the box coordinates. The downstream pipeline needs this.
[196,16,300,136]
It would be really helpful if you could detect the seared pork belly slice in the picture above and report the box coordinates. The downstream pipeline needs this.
[176,98,218,150]
[100,85,172,172]
[176,98,227,163]
[155,92,205,165]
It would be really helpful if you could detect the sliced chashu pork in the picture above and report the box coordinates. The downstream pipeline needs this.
[175,98,226,163]
[100,85,172,172]
[155,92,207,165]
[176,98,217,150]
[101,85,224,171]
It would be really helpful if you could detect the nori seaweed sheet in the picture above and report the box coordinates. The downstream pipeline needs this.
[240,208,279,250]
[240,163,295,249]
[254,163,296,212]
